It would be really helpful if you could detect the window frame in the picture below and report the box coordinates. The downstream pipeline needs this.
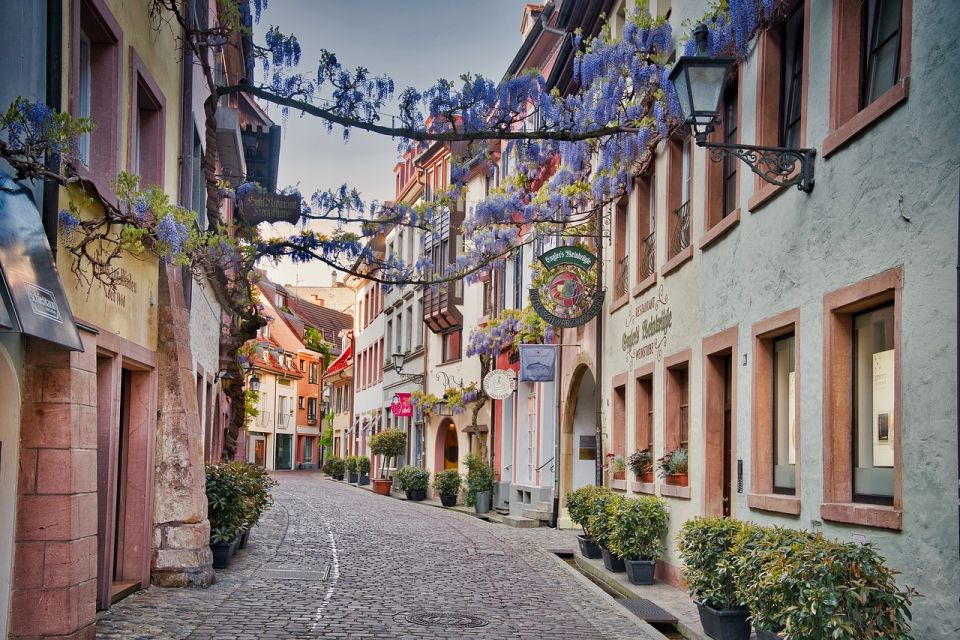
[663,136,693,274]
[633,169,657,295]
[702,72,742,249]
[633,363,655,494]
[128,49,166,188]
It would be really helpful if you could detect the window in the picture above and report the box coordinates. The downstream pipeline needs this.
[666,137,692,263]
[309,362,318,384]
[303,436,314,462]
[635,170,656,285]
[406,305,413,349]
[299,359,305,371]
[780,5,804,148]
[705,77,741,242]
[635,371,654,456]
[749,309,801,514]
[613,197,629,301]
[513,248,523,309]
[442,329,462,362]
[307,397,317,421]
[722,84,739,216]
[298,396,305,409]
[130,62,164,187]
[414,299,423,347]
[822,269,901,529]
[378,338,384,381]
[611,378,627,459]
[77,33,92,166]
[862,0,904,108]
[386,319,393,359]
[395,313,403,354]
[192,130,206,228]
[664,351,691,490]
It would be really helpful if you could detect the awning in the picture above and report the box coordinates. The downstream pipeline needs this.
[325,343,352,377]
[0,176,83,351]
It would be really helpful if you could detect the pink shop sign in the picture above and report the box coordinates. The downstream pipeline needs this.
[391,392,413,417]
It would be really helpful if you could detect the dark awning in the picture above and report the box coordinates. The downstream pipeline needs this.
[0,176,83,351]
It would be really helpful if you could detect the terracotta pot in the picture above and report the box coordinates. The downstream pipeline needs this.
[665,472,688,486]
[372,479,392,495]
[612,471,626,480]
[639,471,654,483]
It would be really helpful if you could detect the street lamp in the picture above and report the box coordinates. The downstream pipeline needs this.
[248,373,261,392]
[669,23,815,192]
[392,351,424,384]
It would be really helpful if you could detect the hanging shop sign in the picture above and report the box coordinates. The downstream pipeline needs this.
[529,246,604,328]
[518,344,557,382]
[391,392,414,417]
[483,369,517,400]
[238,192,302,226]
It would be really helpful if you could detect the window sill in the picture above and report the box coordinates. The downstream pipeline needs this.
[609,294,629,314]
[610,479,627,492]
[661,246,693,277]
[700,209,740,251]
[748,493,801,515]
[630,480,656,495]
[439,358,462,366]
[747,180,788,213]
[822,79,909,158]
[632,273,657,298]
[820,502,902,531]
[660,483,691,499]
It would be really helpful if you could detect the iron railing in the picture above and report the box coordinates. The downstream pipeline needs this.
[638,231,655,280]
[670,201,691,257]
[278,412,292,428]
[615,254,630,298]
[255,411,272,430]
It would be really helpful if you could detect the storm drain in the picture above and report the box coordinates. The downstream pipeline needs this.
[258,565,329,581]
[618,598,678,624]
[404,613,489,629]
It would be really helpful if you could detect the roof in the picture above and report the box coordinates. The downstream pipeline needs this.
[246,338,304,378]
[257,278,353,354]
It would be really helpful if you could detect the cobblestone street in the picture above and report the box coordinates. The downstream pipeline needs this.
[96,473,657,639]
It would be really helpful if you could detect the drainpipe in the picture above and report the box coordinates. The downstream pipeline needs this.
[595,205,605,487]
[550,341,563,527]
[42,0,63,251]
[956,173,959,560]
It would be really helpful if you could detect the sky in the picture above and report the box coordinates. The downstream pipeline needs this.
[255,0,537,288]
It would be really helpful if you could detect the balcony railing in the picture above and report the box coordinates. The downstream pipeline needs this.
[670,201,691,257]
[278,413,292,428]
[255,411,272,430]
[638,232,655,281]
[615,254,630,298]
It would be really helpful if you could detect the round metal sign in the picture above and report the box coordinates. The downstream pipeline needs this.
[483,369,517,400]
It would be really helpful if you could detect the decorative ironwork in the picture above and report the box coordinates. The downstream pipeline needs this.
[670,202,691,257]
[702,140,815,193]
[638,232,655,280]
[615,254,629,298]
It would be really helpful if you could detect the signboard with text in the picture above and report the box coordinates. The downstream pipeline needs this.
[238,192,302,226]
[391,392,414,417]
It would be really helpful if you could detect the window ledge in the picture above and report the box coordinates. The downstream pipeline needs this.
[630,480,656,495]
[821,502,902,531]
[609,294,629,314]
[660,483,691,499]
[748,492,801,515]
[610,479,627,492]
[823,79,909,158]
[747,179,789,213]
[700,209,741,251]
[661,246,693,277]
[632,273,657,298]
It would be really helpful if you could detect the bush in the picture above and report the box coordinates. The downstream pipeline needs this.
[344,455,359,473]
[231,461,276,529]
[677,516,747,610]
[357,455,370,475]
[586,490,623,550]
[368,428,407,458]
[565,485,610,538]
[432,469,462,496]
[608,495,669,561]
[732,525,917,639]
[395,465,430,491]
[323,456,345,476]
[464,454,495,506]
[205,462,277,544]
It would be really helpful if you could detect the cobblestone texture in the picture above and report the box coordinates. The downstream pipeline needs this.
[96,472,659,639]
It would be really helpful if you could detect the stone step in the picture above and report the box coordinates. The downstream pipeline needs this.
[522,508,552,521]
[502,515,538,528]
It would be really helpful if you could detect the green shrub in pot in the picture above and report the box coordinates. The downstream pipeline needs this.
[609,495,668,561]
[432,469,462,496]
[324,456,345,478]
[368,428,407,478]
[205,463,246,544]
[230,461,277,529]
[732,525,917,639]
[396,465,429,491]
[586,490,622,550]
[565,485,610,539]
[344,455,359,474]
[464,453,495,506]
[357,455,371,475]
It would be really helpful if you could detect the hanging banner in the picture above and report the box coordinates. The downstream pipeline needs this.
[529,245,604,328]
[518,344,557,382]
[391,392,414,417]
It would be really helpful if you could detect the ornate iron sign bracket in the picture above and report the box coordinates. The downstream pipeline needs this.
[700,139,815,193]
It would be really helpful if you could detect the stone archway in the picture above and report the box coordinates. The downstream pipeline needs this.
[559,360,598,519]
[433,418,459,472]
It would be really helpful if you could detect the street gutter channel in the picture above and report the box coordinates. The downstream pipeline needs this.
[553,551,684,640]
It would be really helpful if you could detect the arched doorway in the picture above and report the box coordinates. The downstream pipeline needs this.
[434,419,459,471]
[560,363,597,503]
[0,344,21,636]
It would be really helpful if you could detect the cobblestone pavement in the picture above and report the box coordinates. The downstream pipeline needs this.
[96,472,659,639]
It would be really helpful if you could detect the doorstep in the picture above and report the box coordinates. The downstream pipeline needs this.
[574,555,709,640]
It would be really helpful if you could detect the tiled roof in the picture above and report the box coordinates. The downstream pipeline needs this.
[257,277,353,354]
[246,338,304,378]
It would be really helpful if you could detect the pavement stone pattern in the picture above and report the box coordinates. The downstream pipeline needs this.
[96,472,661,639]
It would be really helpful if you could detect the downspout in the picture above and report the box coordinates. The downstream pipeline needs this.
[348,330,356,458]
[595,205,605,487]
[42,0,63,252]
[420,303,428,468]
[550,342,562,527]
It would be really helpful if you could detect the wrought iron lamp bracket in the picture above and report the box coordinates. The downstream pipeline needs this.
[696,132,815,193]
[436,371,465,390]
[397,372,424,385]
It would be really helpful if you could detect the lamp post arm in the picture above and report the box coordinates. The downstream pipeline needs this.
[697,139,816,193]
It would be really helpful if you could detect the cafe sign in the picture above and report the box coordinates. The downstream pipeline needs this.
[529,246,604,328]
[238,192,302,226]
[391,392,414,417]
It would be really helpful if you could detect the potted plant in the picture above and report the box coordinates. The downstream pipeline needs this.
[432,469,461,507]
[677,517,750,640]
[345,455,359,483]
[611,454,627,480]
[369,428,407,495]
[658,447,688,486]
[325,456,345,480]
[465,454,495,514]
[205,463,246,569]
[628,448,654,483]
[396,465,430,500]
[357,455,370,485]
[232,461,276,550]
[565,485,608,559]
[732,525,917,640]
[609,495,668,585]
[588,491,625,572]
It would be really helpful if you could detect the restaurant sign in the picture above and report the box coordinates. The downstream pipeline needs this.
[529,246,604,328]
[238,192,302,226]
[621,285,671,363]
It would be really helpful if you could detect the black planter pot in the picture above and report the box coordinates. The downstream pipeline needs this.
[333,473,344,481]
[210,542,232,569]
[600,547,626,573]
[404,490,413,499]
[624,559,656,585]
[408,489,427,501]
[755,629,785,640]
[576,534,602,559]
[358,474,370,486]
[348,472,359,483]
[238,528,250,550]
[439,493,457,507]
[695,601,751,640]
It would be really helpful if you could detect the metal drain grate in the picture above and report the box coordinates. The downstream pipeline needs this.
[258,565,329,581]
[618,598,678,624]
[404,613,489,629]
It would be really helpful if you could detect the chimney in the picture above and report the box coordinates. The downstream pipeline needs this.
[331,269,338,285]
